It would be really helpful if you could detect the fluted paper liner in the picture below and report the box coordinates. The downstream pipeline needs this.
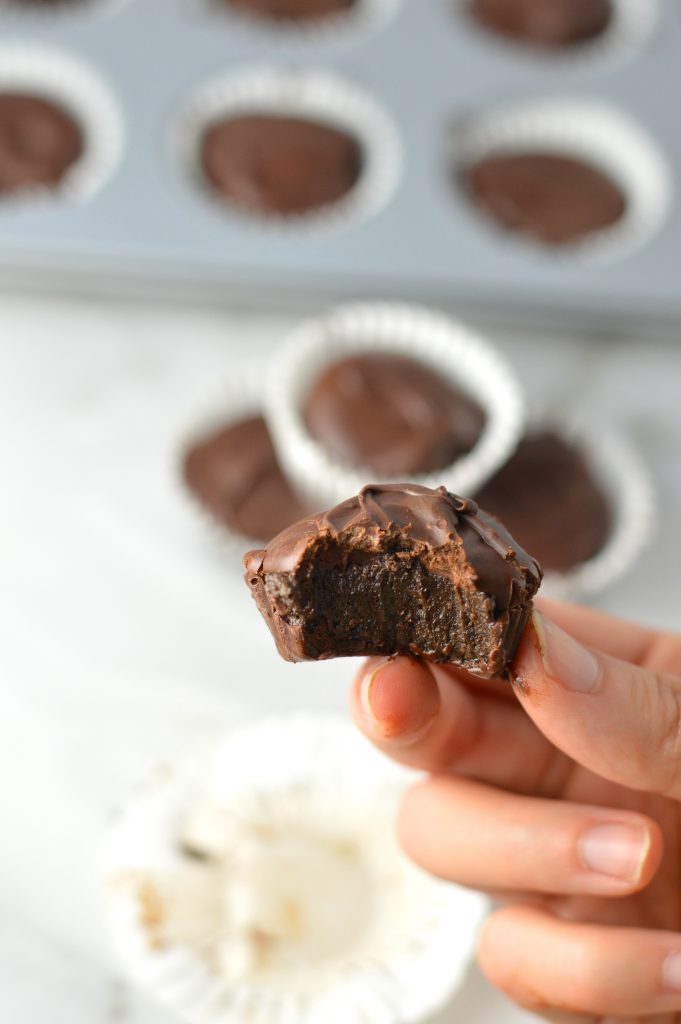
[0,43,124,203]
[265,301,526,507]
[455,97,671,262]
[103,714,487,1024]
[172,66,402,231]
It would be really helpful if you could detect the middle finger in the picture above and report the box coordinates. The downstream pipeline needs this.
[398,775,662,897]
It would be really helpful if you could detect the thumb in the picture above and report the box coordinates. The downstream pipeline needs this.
[512,609,681,799]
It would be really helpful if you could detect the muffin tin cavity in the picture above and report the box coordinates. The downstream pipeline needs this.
[453,99,672,262]
[173,67,401,230]
[0,45,123,203]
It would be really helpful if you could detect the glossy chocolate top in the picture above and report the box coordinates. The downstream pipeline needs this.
[200,114,362,217]
[222,0,356,21]
[302,353,486,475]
[470,0,612,48]
[183,414,312,541]
[464,152,626,246]
[0,93,83,194]
[246,483,541,608]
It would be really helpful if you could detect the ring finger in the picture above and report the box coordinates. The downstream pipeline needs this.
[479,905,681,1019]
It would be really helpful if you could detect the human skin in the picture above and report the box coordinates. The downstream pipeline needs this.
[350,598,681,1023]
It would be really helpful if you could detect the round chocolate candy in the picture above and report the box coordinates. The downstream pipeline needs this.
[463,151,626,246]
[220,0,357,21]
[474,431,612,573]
[302,352,486,476]
[469,0,612,49]
[183,414,312,542]
[200,114,362,217]
[0,92,83,194]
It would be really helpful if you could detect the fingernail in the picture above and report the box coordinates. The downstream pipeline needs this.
[360,658,391,723]
[360,657,439,743]
[578,822,649,883]
[533,610,602,693]
[662,951,681,991]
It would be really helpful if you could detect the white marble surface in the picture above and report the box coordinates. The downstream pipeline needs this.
[1,293,680,1024]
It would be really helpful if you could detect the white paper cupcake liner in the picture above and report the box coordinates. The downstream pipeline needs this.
[172,66,402,232]
[0,44,124,204]
[466,0,658,71]
[526,418,655,601]
[176,365,298,561]
[455,97,672,263]
[103,714,487,1024]
[264,301,526,508]
[199,0,401,43]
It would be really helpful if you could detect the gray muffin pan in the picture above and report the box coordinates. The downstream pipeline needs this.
[0,0,680,331]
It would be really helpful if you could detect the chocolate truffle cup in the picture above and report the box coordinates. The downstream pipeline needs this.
[531,419,654,600]
[0,0,127,18]
[454,98,671,261]
[177,367,312,558]
[172,66,401,230]
[204,0,401,42]
[264,302,525,508]
[0,44,123,203]
[465,0,658,70]
[103,714,487,1024]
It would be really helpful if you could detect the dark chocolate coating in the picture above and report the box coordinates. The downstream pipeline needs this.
[0,93,82,194]
[183,415,312,542]
[221,0,356,21]
[200,114,362,217]
[244,483,542,677]
[464,152,626,246]
[475,431,612,573]
[470,0,612,48]
[302,353,486,475]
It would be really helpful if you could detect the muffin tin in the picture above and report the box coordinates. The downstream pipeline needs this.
[0,0,680,329]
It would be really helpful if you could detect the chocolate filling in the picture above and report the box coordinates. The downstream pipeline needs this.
[261,535,497,666]
[245,484,542,677]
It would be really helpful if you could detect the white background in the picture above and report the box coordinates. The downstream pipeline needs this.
[2,293,680,1023]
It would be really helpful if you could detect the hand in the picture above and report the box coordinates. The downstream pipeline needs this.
[349,599,681,1023]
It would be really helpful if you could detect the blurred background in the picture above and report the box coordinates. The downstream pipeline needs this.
[2,1,681,1022]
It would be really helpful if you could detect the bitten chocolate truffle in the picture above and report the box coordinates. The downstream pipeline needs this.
[0,93,83,194]
[221,0,356,21]
[244,484,542,677]
[183,415,312,542]
[463,152,626,245]
[200,114,362,217]
[469,0,612,48]
[475,431,612,573]
[302,353,486,476]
